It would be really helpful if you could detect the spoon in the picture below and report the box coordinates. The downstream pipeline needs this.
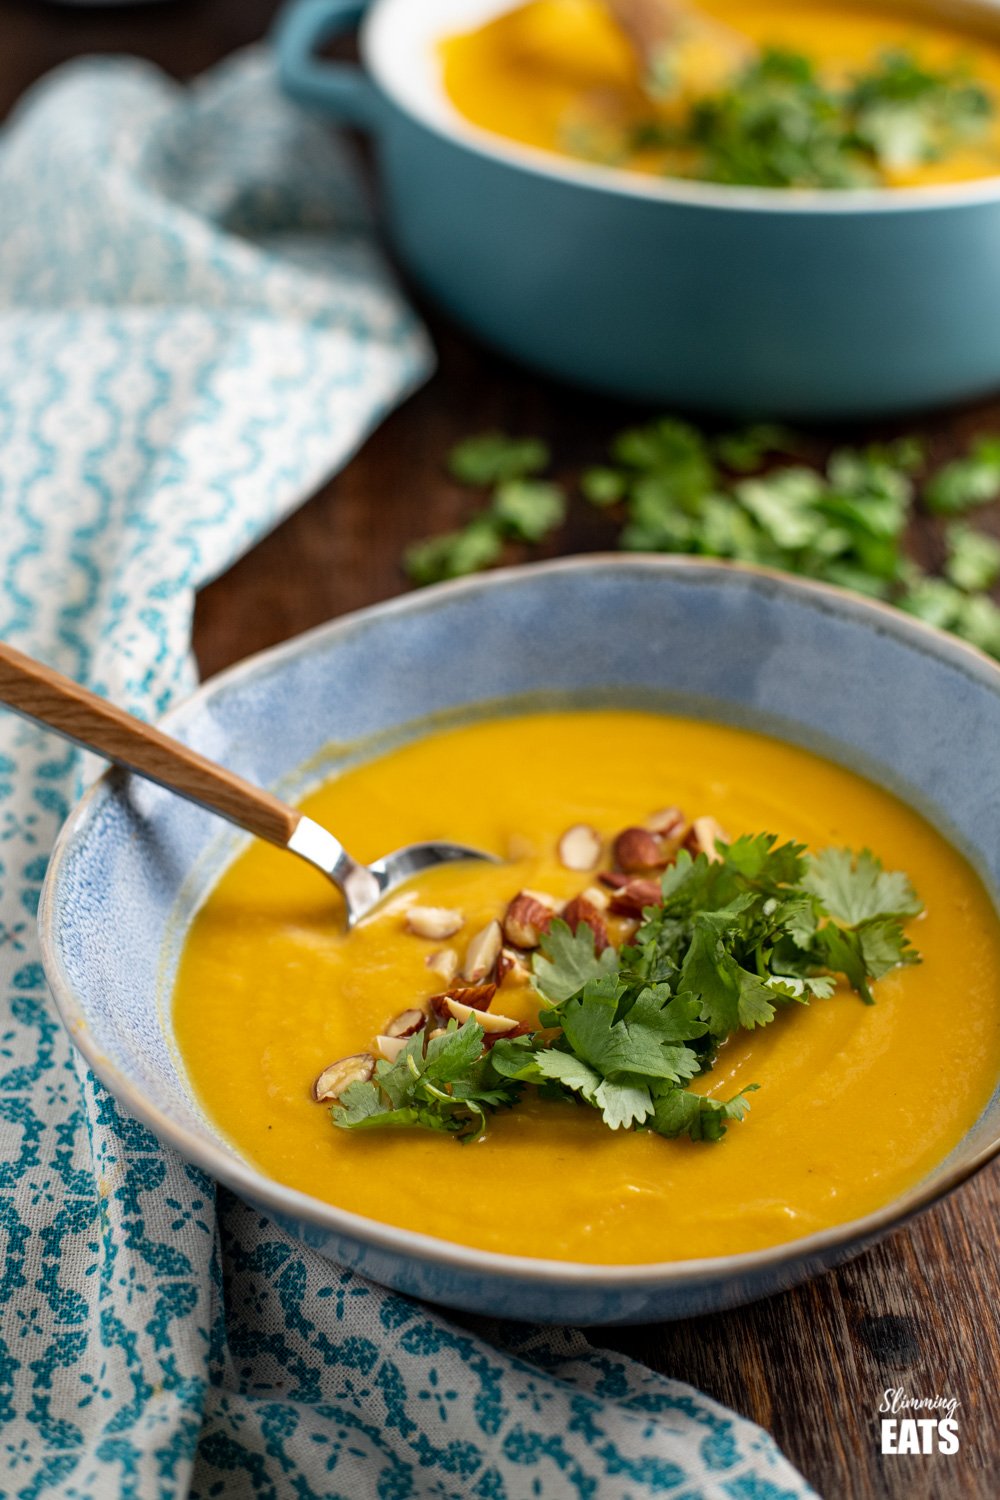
[0,641,497,927]
[604,0,753,97]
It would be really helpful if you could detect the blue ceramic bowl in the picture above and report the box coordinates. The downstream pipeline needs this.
[40,559,1000,1324]
[275,0,1000,418]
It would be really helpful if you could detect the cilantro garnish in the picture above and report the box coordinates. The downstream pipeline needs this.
[803,846,922,926]
[602,46,995,189]
[679,49,875,189]
[334,1021,529,1142]
[531,918,617,1002]
[332,835,922,1145]
[849,48,993,175]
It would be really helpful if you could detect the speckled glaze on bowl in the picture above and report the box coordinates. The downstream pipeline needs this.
[40,559,1000,1325]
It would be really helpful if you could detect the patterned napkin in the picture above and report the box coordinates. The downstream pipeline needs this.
[0,48,817,1499]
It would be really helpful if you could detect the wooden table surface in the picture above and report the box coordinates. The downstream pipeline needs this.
[3,2,998,1495]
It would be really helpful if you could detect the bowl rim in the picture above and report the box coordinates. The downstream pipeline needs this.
[39,555,1000,1291]
[362,0,1000,216]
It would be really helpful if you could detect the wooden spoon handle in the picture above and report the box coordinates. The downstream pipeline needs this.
[0,640,300,847]
[605,0,682,62]
[605,0,752,77]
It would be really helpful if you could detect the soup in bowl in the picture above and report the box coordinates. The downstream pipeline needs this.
[174,706,1000,1265]
[40,560,1000,1323]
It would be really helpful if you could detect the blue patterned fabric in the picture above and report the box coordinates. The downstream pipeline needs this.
[0,48,817,1499]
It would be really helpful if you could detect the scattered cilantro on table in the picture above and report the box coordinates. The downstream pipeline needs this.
[403,517,505,588]
[447,432,550,485]
[944,522,1000,592]
[403,415,1000,662]
[493,479,565,542]
[332,836,922,1144]
[404,433,566,585]
[925,437,1000,514]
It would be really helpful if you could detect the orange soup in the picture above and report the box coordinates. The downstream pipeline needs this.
[173,710,1000,1263]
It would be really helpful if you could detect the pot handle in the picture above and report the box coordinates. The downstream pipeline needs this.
[274,0,384,128]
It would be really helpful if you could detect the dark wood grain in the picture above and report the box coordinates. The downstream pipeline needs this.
[2,3,997,1495]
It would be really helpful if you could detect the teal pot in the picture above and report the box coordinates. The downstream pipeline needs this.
[275,0,1000,418]
[40,559,1000,1324]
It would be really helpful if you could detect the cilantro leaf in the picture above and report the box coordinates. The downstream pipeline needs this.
[898,576,967,630]
[581,466,627,507]
[925,437,1000,514]
[737,469,827,550]
[493,479,566,542]
[403,518,503,586]
[714,424,799,473]
[489,1034,543,1079]
[594,1079,655,1130]
[804,847,923,925]
[332,1019,522,1141]
[533,919,618,1004]
[448,432,549,485]
[856,914,921,979]
[561,978,702,1083]
[532,1048,602,1100]
[813,924,875,1005]
[611,417,715,495]
[335,1078,402,1127]
[532,1040,660,1130]
[681,48,873,189]
[944,523,1000,593]
[679,912,742,1037]
[658,848,705,903]
[735,967,778,1029]
[775,893,821,949]
[651,1085,758,1142]
[423,1021,489,1081]
[722,833,808,885]
[768,972,836,1002]
[677,919,780,1032]
[645,989,710,1042]
[406,435,566,589]
[953,592,1000,656]
[810,916,919,1005]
